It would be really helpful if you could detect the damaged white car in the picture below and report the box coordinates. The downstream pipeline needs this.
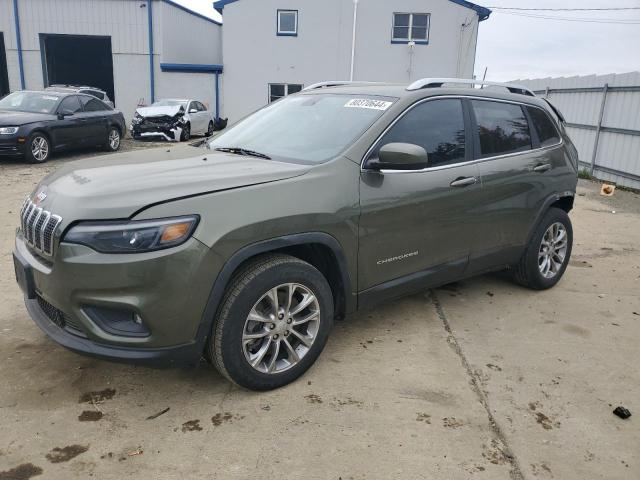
[130,99,215,141]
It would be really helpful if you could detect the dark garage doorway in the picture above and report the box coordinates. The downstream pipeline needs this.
[0,33,10,97]
[40,34,115,103]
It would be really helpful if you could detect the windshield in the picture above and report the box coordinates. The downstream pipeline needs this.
[153,99,188,108]
[0,92,60,114]
[208,93,397,163]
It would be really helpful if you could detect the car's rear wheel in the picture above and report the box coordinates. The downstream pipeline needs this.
[180,122,191,141]
[206,121,214,136]
[25,133,50,164]
[104,127,121,152]
[207,254,334,390]
[512,207,573,290]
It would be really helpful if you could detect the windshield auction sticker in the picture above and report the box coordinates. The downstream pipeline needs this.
[344,99,393,111]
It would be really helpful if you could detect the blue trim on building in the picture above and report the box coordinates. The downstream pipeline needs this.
[160,63,224,73]
[215,72,220,119]
[215,0,491,21]
[448,0,491,21]
[147,0,155,103]
[163,0,222,25]
[12,0,25,89]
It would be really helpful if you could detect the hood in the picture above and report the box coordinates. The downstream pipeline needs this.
[33,145,311,223]
[0,109,56,126]
[136,105,184,118]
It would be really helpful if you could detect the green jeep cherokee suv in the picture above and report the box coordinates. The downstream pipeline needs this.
[13,79,578,390]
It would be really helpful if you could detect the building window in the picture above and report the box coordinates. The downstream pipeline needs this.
[277,10,298,36]
[269,83,303,102]
[392,13,430,44]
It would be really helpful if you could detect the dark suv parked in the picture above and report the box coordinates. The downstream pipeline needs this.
[13,79,578,390]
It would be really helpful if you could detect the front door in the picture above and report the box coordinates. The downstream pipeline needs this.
[358,98,482,300]
[50,95,86,149]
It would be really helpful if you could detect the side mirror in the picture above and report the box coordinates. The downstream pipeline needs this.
[189,108,198,114]
[57,110,74,119]
[367,143,429,171]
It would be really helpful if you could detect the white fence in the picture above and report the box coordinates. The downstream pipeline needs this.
[517,72,640,189]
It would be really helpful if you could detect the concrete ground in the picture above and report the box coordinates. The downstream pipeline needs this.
[0,148,638,479]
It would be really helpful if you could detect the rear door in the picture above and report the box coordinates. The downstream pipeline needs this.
[78,96,110,145]
[187,101,204,133]
[358,98,482,298]
[469,99,563,272]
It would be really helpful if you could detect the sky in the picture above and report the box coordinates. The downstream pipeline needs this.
[177,0,640,82]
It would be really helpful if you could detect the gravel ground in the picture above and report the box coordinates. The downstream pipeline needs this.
[0,150,638,480]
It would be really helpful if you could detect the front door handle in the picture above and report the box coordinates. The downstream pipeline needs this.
[533,163,551,173]
[450,176,477,187]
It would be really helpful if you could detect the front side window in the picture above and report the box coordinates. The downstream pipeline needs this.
[208,93,396,164]
[527,106,560,147]
[269,83,303,103]
[472,100,532,158]
[58,95,82,114]
[369,99,466,167]
[277,10,298,36]
[392,13,430,43]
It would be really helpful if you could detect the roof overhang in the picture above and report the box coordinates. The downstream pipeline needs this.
[213,0,490,20]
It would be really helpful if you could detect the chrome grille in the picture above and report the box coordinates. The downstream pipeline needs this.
[19,197,62,256]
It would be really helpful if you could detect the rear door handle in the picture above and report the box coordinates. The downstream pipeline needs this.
[450,176,477,187]
[533,163,551,173]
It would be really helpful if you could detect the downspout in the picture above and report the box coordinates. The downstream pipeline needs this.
[349,0,358,81]
[147,0,155,103]
[13,0,25,89]
[214,72,220,120]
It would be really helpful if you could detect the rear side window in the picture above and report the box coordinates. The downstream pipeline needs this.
[57,95,82,114]
[527,106,560,147]
[371,99,466,167]
[472,100,531,158]
[84,90,105,100]
[80,96,107,112]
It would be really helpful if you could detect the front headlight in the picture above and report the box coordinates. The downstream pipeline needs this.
[0,126,19,135]
[63,216,199,253]
[131,112,143,125]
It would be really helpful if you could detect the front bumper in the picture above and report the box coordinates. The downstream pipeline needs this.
[131,122,182,142]
[14,232,216,366]
[0,136,26,157]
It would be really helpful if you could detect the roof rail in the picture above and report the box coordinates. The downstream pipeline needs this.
[302,81,384,91]
[406,78,535,97]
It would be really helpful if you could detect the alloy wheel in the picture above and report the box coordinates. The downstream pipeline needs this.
[538,222,568,278]
[242,283,321,374]
[31,136,49,162]
[108,129,120,150]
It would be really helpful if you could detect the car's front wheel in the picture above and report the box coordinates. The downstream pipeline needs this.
[25,132,51,164]
[512,207,573,290]
[180,123,191,141]
[207,254,334,390]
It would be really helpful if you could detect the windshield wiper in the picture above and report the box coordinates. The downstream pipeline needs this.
[214,147,271,160]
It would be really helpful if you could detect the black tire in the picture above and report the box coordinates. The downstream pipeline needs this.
[206,254,334,391]
[206,121,214,136]
[512,207,573,290]
[24,132,51,164]
[103,127,121,152]
[180,123,191,141]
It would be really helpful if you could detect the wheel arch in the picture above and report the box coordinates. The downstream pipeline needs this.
[525,191,575,246]
[194,233,354,351]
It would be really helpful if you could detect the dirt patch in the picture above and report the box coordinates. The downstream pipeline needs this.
[416,413,431,424]
[181,420,202,432]
[78,410,103,422]
[211,412,244,426]
[0,463,43,479]
[45,445,89,463]
[305,394,323,404]
[534,411,560,430]
[78,388,116,404]
[443,417,464,428]
[561,324,590,338]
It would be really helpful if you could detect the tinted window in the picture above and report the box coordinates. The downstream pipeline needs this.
[197,102,207,111]
[527,106,560,147]
[58,96,82,114]
[472,100,531,157]
[83,90,104,100]
[371,99,466,167]
[80,96,106,112]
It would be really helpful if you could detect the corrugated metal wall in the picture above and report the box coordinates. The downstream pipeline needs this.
[517,72,640,190]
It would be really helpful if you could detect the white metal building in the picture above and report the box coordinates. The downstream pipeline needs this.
[214,0,491,122]
[0,0,223,122]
